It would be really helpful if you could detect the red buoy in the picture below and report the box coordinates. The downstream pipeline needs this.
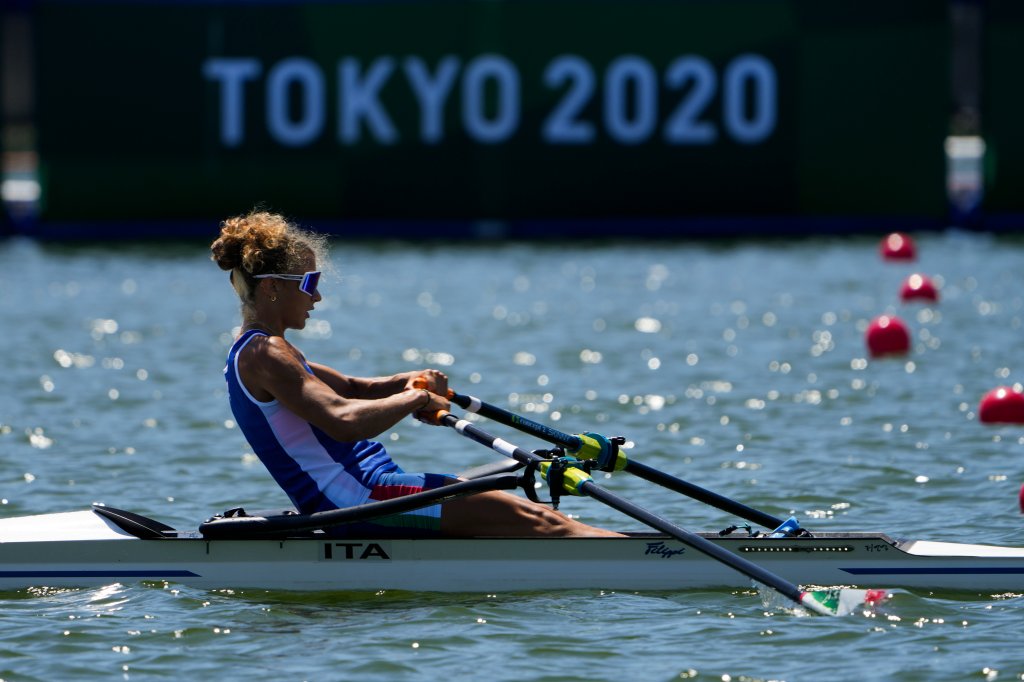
[865,315,910,357]
[900,273,939,303]
[978,386,1024,424]
[880,232,916,261]
[1019,483,1024,513]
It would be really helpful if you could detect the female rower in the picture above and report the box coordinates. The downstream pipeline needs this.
[210,210,620,538]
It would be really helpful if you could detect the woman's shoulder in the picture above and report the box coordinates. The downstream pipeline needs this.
[239,334,303,368]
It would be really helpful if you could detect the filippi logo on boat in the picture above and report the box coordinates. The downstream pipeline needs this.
[644,541,686,558]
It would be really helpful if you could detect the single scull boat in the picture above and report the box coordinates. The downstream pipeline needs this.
[0,504,1022,593]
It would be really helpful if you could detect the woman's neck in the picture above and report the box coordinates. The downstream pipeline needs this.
[243,299,285,336]
[241,319,281,336]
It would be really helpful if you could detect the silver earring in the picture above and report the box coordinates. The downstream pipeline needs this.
[271,295,277,302]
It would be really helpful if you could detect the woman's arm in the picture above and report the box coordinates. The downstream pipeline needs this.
[239,337,447,441]
[309,363,448,400]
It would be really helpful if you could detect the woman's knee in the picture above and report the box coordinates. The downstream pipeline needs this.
[441,491,619,537]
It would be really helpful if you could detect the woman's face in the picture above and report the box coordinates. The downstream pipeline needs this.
[280,252,322,330]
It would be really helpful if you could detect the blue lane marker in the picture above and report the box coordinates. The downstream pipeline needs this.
[0,570,200,578]
[843,567,1024,575]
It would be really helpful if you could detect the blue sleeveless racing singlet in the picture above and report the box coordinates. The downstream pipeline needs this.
[224,330,400,514]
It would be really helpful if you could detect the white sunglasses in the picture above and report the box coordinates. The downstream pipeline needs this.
[253,271,321,297]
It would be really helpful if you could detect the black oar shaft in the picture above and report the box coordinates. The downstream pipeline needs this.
[448,389,784,530]
[437,412,806,607]
[449,391,582,451]
[623,460,784,530]
[579,482,802,603]
[440,412,535,468]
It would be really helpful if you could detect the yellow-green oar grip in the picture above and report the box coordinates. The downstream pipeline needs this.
[573,432,627,471]
[538,460,592,496]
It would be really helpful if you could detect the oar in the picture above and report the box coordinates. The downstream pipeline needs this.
[430,408,885,617]
[440,386,788,531]
[199,473,520,539]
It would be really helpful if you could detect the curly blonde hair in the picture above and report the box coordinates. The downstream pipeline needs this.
[210,210,328,308]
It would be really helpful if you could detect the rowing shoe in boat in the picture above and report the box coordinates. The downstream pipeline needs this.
[0,503,1022,593]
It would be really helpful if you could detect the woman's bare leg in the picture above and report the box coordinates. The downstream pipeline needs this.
[440,490,624,537]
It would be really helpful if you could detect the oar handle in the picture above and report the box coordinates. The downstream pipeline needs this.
[410,377,457,426]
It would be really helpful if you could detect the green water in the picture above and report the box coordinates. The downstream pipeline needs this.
[1,233,1023,680]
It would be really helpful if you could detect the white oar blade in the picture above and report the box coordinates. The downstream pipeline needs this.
[800,588,890,617]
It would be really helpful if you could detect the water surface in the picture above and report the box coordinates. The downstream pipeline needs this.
[1,232,1023,680]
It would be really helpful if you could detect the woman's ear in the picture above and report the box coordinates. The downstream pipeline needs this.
[254,278,272,299]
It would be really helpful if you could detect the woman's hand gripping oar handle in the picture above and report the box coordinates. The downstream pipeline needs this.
[432,408,887,617]
[411,377,452,425]
[439,386,790,532]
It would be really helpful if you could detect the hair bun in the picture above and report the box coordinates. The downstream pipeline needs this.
[210,232,243,272]
[211,210,326,286]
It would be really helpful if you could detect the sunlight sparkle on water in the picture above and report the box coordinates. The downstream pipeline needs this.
[3,235,1024,680]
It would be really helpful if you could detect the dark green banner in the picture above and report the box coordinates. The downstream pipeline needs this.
[983,0,1024,227]
[34,0,949,234]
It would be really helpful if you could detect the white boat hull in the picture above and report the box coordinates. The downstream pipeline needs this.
[2,510,1024,593]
